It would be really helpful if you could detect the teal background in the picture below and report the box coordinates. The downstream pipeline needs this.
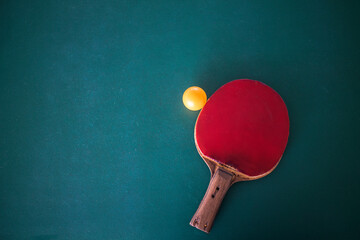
[1,0,359,239]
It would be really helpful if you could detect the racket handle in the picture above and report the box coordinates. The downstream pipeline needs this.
[190,168,233,233]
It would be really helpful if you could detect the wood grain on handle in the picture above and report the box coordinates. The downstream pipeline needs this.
[190,168,233,233]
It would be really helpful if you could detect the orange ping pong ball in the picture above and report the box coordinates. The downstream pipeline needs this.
[183,86,207,111]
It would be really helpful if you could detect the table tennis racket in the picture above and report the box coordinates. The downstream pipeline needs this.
[190,79,289,233]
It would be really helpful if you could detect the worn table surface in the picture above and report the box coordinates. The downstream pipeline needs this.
[1,1,359,239]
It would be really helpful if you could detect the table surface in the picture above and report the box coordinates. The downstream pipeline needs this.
[1,1,360,239]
